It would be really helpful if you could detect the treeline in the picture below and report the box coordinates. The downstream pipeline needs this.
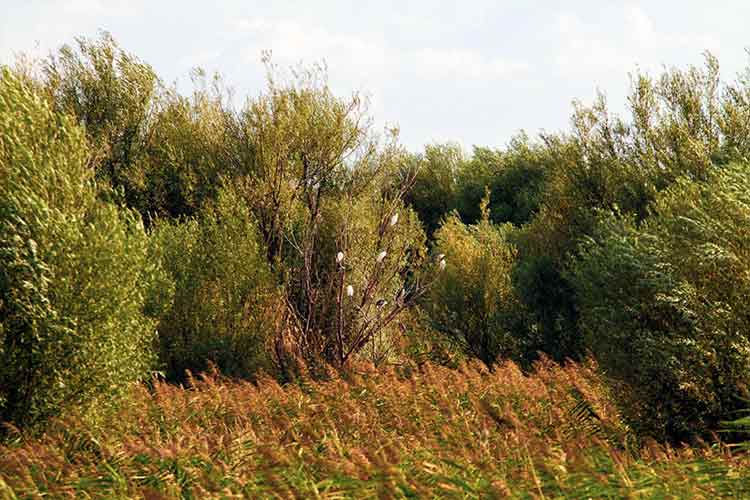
[2,33,750,443]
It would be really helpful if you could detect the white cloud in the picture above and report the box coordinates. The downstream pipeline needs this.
[232,16,528,84]
[412,48,530,79]
[2,0,744,151]
[0,0,144,64]
[553,5,721,78]
[235,17,388,76]
[625,5,720,55]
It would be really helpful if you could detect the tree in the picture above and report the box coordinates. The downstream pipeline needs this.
[426,200,529,365]
[42,32,158,210]
[235,60,435,374]
[570,163,750,440]
[0,68,157,430]
[404,143,463,237]
[152,187,278,382]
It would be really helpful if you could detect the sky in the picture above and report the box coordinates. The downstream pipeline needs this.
[0,1,747,151]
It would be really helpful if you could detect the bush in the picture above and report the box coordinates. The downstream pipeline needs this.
[570,163,750,440]
[0,68,158,430]
[427,204,529,365]
[152,187,277,381]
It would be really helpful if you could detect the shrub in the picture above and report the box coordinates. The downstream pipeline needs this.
[427,204,529,365]
[570,163,750,440]
[0,68,157,430]
[152,187,277,381]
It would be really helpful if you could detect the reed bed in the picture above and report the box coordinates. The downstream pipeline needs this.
[1,358,748,499]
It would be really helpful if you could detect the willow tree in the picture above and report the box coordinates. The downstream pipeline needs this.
[237,60,439,373]
[42,32,158,210]
[0,68,158,430]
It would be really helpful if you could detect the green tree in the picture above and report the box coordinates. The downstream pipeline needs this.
[0,68,157,430]
[136,70,252,220]
[570,163,750,440]
[404,143,463,237]
[512,54,750,367]
[460,138,549,227]
[42,32,158,210]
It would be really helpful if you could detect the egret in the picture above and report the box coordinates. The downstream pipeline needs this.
[377,250,387,263]
[346,284,354,297]
[390,213,399,226]
[336,251,344,264]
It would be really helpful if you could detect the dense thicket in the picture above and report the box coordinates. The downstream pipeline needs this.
[2,34,750,444]
[571,163,750,439]
[0,69,157,430]
[151,187,277,382]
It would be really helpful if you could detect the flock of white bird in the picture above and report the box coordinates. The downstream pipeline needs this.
[334,213,447,302]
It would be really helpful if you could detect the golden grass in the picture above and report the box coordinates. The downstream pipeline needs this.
[1,358,748,499]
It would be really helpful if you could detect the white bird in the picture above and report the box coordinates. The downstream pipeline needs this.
[390,213,399,226]
[346,284,354,297]
[439,259,446,271]
[336,251,344,264]
[376,299,388,308]
[377,250,387,263]
[436,253,445,261]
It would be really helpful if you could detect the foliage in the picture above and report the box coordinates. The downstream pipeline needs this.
[6,30,750,455]
[404,143,463,236]
[42,32,158,210]
[287,191,429,368]
[0,68,157,430]
[233,61,433,374]
[570,163,750,440]
[42,34,252,221]
[427,204,529,365]
[135,71,251,220]
[511,55,750,376]
[512,253,582,363]
[457,135,549,227]
[152,187,277,382]
[405,136,549,237]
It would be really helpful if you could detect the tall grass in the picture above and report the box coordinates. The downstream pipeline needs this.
[1,359,747,498]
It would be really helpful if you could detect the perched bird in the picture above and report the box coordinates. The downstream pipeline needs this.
[439,259,446,271]
[390,213,399,226]
[336,251,345,264]
[436,253,445,261]
[377,250,387,263]
[376,298,388,308]
[346,284,354,297]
